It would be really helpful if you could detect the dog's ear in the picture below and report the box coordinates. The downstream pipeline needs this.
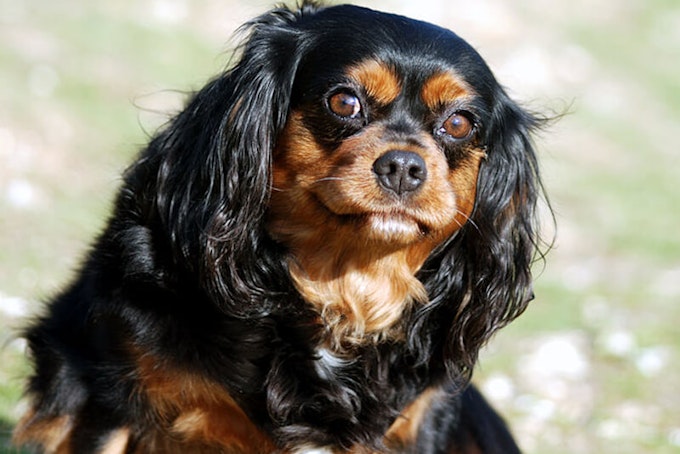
[415,88,547,376]
[130,5,320,312]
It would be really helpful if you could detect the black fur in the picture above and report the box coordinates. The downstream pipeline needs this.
[411,384,522,454]
[17,2,548,453]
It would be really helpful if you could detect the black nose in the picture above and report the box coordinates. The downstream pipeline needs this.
[372,150,427,196]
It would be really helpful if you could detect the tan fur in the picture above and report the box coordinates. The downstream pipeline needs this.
[384,387,441,449]
[13,410,73,453]
[133,354,276,453]
[348,60,401,105]
[100,428,131,454]
[420,70,473,110]
[288,248,429,348]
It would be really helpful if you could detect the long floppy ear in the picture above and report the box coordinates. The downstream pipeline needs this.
[124,4,320,313]
[415,88,548,377]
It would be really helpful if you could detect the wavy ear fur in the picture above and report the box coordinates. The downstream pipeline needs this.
[120,4,323,314]
[416,87,546,377]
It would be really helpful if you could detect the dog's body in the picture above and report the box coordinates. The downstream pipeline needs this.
[14,2,547,453]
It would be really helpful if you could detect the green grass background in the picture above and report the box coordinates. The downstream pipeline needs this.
[1,1,678,452]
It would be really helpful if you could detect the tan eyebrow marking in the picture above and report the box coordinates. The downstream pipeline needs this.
[421,71,473,109]
[348,60,402,105]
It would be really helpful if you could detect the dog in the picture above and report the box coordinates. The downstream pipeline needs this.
[14,2,549,453]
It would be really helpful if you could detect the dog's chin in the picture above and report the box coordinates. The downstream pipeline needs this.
[363,212,427,244]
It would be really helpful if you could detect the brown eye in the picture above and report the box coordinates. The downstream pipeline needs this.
[329,92,362,118]
[442,112,474,139]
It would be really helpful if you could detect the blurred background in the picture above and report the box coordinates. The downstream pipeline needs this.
[0,0,678,452]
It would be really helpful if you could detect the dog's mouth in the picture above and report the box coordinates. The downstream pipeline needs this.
[309,192,440,244]
[326,203,431,243]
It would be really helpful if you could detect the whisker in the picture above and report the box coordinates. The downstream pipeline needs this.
[454,209,481,233]
[271,176,344,192]
[313,176,345,184]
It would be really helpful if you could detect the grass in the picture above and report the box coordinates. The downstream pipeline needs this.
[1,0,678,453]
[0,2,224,448]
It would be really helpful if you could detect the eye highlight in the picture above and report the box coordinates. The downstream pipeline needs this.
[328,91,362,119]
[441,111,474,140]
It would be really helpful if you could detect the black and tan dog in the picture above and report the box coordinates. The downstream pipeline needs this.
[14,2,549,452]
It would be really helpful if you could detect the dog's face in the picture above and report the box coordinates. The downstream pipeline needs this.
[268,11,495,264]
[270,61,486,253]
[264,7,512,345]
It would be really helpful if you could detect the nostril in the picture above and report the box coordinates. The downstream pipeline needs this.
[408,163,426,179]
[373,150,427,195]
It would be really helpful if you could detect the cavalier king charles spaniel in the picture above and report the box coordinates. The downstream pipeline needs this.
[14,2,550,453]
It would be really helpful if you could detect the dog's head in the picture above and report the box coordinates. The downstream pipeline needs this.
[143,1,547,374]
[269,22,489,252]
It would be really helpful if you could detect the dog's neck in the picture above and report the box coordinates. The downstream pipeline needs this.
[284,235,436,350]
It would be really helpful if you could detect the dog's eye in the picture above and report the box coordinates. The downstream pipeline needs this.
[328,92,362,119]
[441,112,474,140]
